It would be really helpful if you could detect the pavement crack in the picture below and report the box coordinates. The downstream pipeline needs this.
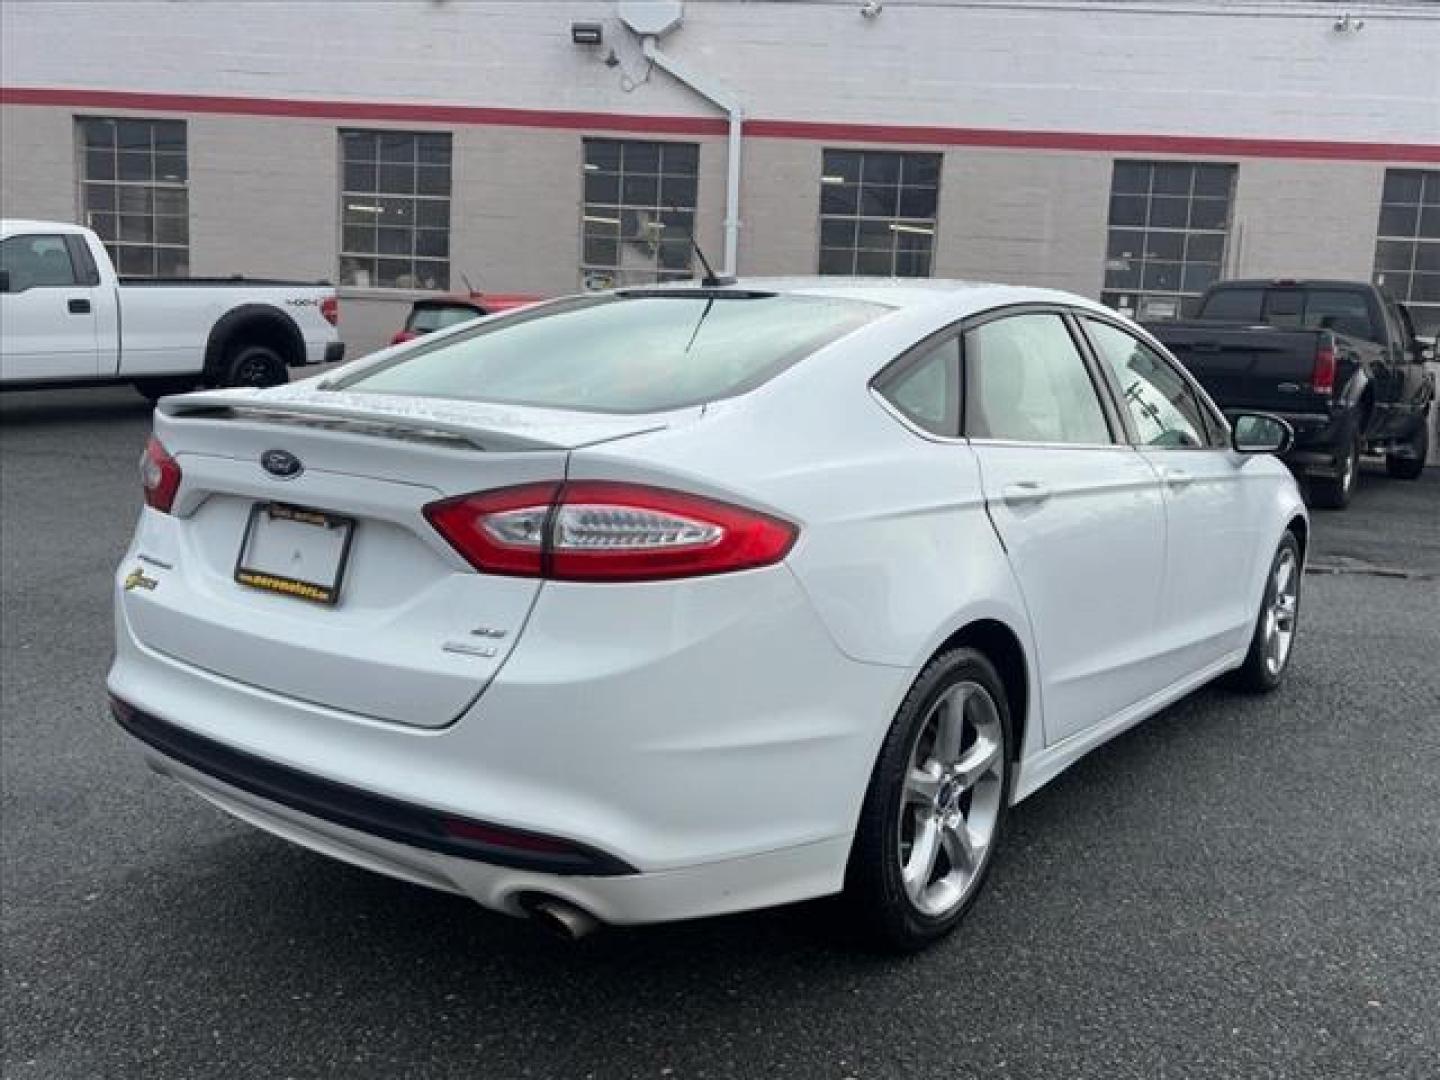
[1306,558,1437,582]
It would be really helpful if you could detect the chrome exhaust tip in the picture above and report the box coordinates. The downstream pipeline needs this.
[523,896,601,941]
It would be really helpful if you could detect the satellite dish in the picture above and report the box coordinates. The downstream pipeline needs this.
[617,0,683,38]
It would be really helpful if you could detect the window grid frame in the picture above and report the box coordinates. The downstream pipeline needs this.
[579,137,699,291]
[817,149,941,279]
[338,129,453,291]
[1373,169,1440,336]
[75,117,189,279]
[1101,160,1237,320]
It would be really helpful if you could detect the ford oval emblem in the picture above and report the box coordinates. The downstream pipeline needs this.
[260,449,303,479]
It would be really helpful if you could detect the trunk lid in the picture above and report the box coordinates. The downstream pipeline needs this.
[124,388,674,728]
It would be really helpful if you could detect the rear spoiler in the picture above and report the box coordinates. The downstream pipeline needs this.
[156,389,669,452]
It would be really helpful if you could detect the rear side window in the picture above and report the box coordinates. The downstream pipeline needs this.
[1199,287,1264,322]
[874,336,960,436]
[339,293,889,413]
[0,234,80,290]
[963,313,1112,445]
[1294,290,1377,342]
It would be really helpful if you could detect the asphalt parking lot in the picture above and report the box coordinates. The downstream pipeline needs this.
[2,386,1437,1080]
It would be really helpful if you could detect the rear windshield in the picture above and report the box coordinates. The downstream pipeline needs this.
[1199,287,1380,342]
[407,304,484,333]
[1197,287,1264,322]
[337,293,890,413]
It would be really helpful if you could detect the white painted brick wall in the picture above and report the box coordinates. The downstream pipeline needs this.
[3,2,1437,142]
[3,1,1436,356]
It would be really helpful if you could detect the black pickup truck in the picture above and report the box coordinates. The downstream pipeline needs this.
[1147,280,1436,508]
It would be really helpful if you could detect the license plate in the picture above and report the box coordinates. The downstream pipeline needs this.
[234,503,355,605]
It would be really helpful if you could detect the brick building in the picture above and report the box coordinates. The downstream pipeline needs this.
[2,0,1437,355]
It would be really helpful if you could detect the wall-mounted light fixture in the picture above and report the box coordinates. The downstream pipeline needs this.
[571,22,604,45]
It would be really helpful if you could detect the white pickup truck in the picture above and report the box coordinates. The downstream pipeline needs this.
[1,219,344,401]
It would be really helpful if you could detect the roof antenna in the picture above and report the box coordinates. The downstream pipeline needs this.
[668,202,734,287]
[691,235,734,288]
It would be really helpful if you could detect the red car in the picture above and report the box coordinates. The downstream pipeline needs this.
[389,293,542,346]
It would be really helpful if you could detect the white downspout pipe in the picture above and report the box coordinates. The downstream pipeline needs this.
[640,35,743,276]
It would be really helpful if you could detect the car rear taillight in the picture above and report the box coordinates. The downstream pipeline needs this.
[321,296,339,326]
[424,481,798,582]
[1312,340,1337,395]
[140,436,182,513]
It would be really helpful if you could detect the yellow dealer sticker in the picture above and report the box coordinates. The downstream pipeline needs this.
[123,568,158,592]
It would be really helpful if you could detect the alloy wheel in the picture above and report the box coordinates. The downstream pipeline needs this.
[897,681,1005,918]
[1262,547,1299,676]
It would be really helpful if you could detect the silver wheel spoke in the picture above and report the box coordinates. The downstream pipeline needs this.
[905,765,941,805]
[1276,558,1294,596]
[953,736,1001,790]
[933,687,970,762]
[903,815,942,899]
[941,818,978,873]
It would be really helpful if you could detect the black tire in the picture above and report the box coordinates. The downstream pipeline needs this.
[222,342,288,389]
[133,377,200,404]
[845,647,1012,952]
[1385,416,1429,481]
[1309,430,1359,510]
[1229,531,1302,694]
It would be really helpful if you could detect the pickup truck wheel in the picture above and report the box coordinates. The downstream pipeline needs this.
[1385,417,1429,481]
[1229,531,1302,694]
[223,343,288,388]
[1309,432,1359,510]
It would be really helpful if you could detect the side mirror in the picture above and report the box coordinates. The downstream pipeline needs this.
[1421,337,1437,365]
[0,270,11,294]
[1231,412,1294,455]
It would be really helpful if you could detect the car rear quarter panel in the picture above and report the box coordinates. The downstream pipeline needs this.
[568,310,1043,761]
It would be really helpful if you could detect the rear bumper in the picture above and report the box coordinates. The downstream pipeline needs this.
[109,695,634,876]
[134,741,850,924]
[299,340,345,366]
[107,562,906,924]
[1244,409,1347,475]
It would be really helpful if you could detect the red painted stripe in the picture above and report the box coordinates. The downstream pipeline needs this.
[747,118,1440,164]
[0,86,728,136]
[4,85,1438,164]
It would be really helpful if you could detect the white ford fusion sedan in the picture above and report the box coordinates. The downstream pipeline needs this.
[108,279,1307,950]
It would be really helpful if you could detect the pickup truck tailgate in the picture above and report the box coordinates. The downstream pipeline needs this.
[1151,323,1331,413]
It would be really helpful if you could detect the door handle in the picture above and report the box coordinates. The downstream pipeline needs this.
[1002,480,1051,506]
[1160,466,1193,489]
[67,298,91,314]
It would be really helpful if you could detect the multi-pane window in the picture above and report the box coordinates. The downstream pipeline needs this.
[1101,161,1236,321]
[580,138,698,290]
[1373,170,1440,337]
[77,118,188,278]
[339,130,451,290]
[818,150,940,277]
